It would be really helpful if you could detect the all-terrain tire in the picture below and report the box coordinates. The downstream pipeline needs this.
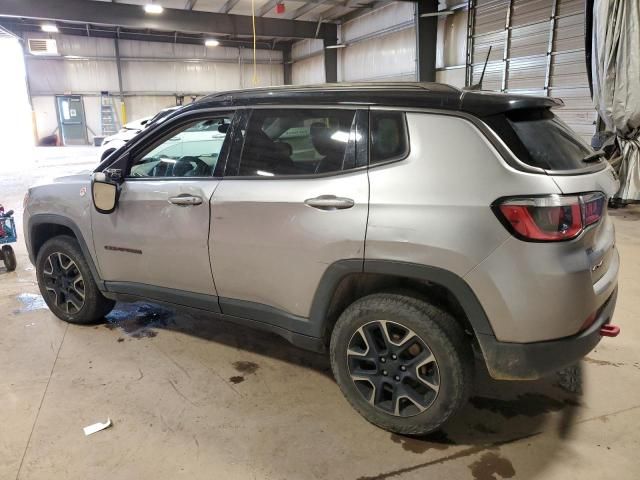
[36,235,115,324]
[330,293,473,435]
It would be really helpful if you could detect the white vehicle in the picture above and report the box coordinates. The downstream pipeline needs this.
[98,107,179,162]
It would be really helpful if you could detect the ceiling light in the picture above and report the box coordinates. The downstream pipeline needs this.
[144,3,164,14]
[41,24,58,33]
[325,44,346,49]
[205,39,220,47]
[420,11,455,18]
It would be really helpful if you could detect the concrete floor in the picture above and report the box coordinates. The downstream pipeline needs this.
[1,147,639,480]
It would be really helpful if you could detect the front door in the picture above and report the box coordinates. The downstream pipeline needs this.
[91,113,233,299]
[210,107,369,334]
[55,95,88,145]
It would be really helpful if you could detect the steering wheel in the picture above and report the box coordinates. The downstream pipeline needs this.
[173,156,210,177]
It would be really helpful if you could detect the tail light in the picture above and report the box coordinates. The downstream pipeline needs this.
[493,192,606,242]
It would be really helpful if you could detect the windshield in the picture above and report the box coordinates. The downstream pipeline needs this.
[486,108,599,171]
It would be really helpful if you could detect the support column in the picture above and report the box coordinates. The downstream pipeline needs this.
[323,23,338,83]
[415,0,438,82]
[283,45,293,85]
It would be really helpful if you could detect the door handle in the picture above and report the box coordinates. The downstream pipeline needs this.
[168,195,203,206]
[304,195,355,211]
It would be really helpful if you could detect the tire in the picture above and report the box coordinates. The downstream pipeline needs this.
[2,245,17,271]
[330,293,473,435]
[36,235,115,324]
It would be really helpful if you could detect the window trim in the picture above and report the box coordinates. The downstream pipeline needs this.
[126,111,235,180]
[368,108,411,168]
[222,106,368,180]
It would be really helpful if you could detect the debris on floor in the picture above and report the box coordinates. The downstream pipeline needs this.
[83,418,113,436]
[13,292,48,314]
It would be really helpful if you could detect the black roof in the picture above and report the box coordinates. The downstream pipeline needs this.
[180,82,563,118]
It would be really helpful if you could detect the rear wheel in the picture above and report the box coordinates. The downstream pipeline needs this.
[36,236,115,324]
[330,293,473,435]
[2,245,16,271]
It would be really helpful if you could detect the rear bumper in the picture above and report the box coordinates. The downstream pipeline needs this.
[478,287,618,380]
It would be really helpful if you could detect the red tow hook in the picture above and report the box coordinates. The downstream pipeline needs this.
[600,324,620,337]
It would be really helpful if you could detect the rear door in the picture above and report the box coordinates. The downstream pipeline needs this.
[209,107,369,335]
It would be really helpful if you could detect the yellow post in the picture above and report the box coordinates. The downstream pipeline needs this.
[120,100,127,126]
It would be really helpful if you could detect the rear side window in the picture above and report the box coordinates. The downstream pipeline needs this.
[229,108,357,177]
[486,109,596,171]
[370,111,409,165]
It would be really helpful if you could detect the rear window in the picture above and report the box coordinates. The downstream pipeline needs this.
[486,109,598,171]
[370,111,409,165]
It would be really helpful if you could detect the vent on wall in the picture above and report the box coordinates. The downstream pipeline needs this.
[28,38,58,56]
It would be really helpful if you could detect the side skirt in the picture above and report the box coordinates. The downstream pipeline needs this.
[103,282,325,353]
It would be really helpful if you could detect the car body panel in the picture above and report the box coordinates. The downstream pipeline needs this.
[90,179,220,295]
[210,171,369,317]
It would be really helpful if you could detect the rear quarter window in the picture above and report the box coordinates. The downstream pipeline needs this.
[370,111,409,165]
[485,108,599,171]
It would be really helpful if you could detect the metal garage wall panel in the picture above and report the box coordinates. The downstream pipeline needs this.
[26,58,120,94]
[473,0,509,35]
[27,33,116,57]
[340,2,414,43]
[509,21,550,58]
[471,30,505,64]
[125,96,177,122]
[549,0,594,142]
[292,54,325,85]
[340,28,416,82]
[471,61,503,91]
[437,9,468,68]
[511,0,552,27]
[118,39,282,62]
[507,55,548,91]
[291,39,324,61]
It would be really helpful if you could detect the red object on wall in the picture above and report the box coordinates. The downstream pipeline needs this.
[276,2,285,14]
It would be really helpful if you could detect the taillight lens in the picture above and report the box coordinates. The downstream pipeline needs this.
[494,193,606,242]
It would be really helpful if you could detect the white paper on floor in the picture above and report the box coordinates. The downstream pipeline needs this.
[83,418,112,436]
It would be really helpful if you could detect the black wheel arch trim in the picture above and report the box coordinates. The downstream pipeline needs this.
[27,214,105,290]
[310,259,496,339]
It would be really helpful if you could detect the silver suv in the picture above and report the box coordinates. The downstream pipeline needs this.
[23,83,621,435]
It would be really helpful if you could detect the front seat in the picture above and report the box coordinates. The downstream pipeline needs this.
[310,122,346,173]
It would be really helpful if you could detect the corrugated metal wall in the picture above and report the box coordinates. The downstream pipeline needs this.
[468,0,595,142]
[24,33,283,142]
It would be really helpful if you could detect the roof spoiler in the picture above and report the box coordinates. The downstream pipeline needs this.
[460,90,564,117]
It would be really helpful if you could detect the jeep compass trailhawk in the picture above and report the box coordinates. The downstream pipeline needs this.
[24,83,620,434]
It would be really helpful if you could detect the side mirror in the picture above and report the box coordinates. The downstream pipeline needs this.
[91,172,120,214]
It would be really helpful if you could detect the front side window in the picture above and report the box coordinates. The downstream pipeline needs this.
[230,109,357,177]
[129,116,232,178]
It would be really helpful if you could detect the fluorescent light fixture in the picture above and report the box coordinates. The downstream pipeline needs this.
[144,3,164,14]
[205,39,220,47]
[420,11,455,18]
[325,44,346,49]
[256,170,274,177]
[41,24,58,33]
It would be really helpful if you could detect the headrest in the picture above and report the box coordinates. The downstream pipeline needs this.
[310,122,344,157]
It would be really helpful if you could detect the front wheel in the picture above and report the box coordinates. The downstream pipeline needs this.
[36,236,115,324]
[2,245,16,271]
[330,293,473,435]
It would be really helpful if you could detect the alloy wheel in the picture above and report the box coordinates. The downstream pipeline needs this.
[347,320,440,417]
[42,252,86,314]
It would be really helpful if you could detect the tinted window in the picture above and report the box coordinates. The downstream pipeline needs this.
[129,116,232,178]
[231,109,357,177]
[370,111,409,164]
[487,109,597,171]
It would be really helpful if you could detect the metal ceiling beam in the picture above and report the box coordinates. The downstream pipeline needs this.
[257,0,279,17]
[259,0,342,18]
[0,0,337,40]
[219,0,241,14]
[0,20,292,51]
[185,0,198,10]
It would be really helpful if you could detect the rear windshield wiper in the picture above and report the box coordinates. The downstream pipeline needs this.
[582,150,606,163]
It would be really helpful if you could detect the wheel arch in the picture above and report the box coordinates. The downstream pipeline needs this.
[310,259,495,345]
[28,214,104,289]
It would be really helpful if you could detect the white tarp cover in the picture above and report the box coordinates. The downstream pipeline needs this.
[592,0,640,201]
